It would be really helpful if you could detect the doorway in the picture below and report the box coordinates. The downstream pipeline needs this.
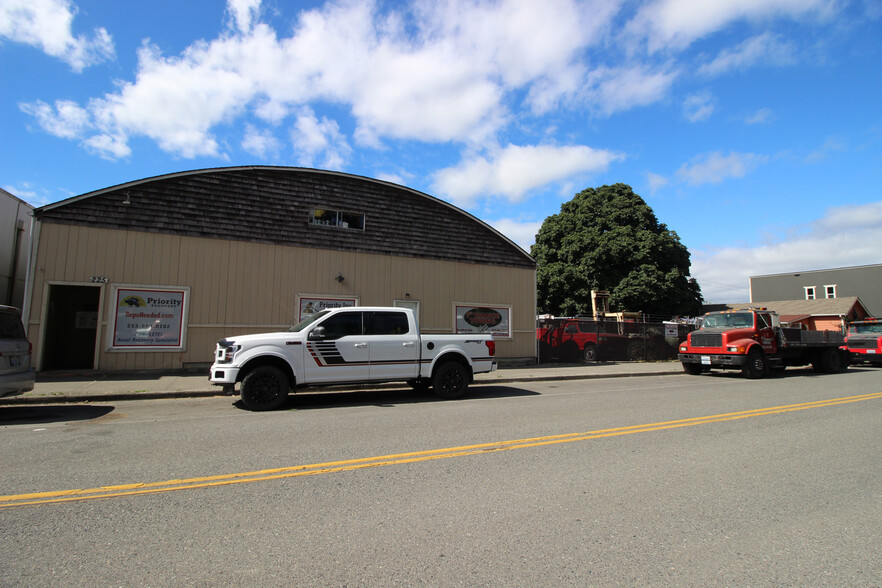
[42,284,100,371]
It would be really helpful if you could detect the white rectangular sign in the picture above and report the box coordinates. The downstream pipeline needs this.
[455,305,511,337]
[112,288,186,349]
[298,296,358,322]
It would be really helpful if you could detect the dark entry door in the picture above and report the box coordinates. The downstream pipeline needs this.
[42,285,100,371]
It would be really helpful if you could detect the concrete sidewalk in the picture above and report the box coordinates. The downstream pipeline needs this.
[0,361,685,405]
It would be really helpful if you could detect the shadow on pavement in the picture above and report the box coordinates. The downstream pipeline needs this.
[233,384,539,411]
[0,404,116,426]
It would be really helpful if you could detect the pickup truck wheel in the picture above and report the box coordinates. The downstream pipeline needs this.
[432,362,468,400]
[682,362,703,375]
[240,366,289,411]
[582,343,598,363]
[742,349,768,379]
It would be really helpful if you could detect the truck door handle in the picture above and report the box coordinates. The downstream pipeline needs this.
[403,342,415,347]
[354,343,367,348]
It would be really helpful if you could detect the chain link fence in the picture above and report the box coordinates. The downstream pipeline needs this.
[537,317,698,363]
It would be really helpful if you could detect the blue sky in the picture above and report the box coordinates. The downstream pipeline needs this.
[2,0,881,304]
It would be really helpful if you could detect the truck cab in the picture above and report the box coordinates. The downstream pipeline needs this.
[845,318,882,366]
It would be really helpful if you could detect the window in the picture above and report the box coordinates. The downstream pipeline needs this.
[805,286,816,300]
[318,312,363,340]
[311,208,365,230]
[365,311,409,335]
[825,284,837,299]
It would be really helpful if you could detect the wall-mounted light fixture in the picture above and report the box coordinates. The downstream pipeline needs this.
[334,273,345,283]
[122,192,132,205]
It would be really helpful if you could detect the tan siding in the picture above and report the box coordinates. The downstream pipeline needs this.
[30,223,536,371]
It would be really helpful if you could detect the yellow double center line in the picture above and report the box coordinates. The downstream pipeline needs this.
[3,392,880,509]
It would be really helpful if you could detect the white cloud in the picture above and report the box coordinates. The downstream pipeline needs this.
[682,92,715,122]
[241,124,281,158]
[691,201,882,303]
[19,99,89,139]
[698,32,797,76]
[0,0,114,71]
[628,0,837,53]
[291,107,351,170]
[432,144,625,206]
[16,0,645,160]
[16,0,830,163]
[226,0,262,34]
[486,218,543,254]
[584,64,678,117]
[744,107,774,125]
[2,182,54,207]
[677,151,768,185]
[805,137,846,164]
[646,172,669,193]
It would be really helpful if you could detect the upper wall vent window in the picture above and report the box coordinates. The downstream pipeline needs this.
[805,286,816,300]
[311,208,365,230]
[825,284,837,299]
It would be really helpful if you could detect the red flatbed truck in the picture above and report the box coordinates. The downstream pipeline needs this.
[845,318,882,366]
[678,308,848,379]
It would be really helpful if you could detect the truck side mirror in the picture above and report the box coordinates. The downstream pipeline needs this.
[309,326,327,340]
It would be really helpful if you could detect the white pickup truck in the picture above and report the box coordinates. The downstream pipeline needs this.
[209,306,497,410]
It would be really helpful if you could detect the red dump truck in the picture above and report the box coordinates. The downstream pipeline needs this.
[845,318,882,366]
[678,308,848,379]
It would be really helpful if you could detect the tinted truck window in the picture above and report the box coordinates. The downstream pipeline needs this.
[365,311,409,335]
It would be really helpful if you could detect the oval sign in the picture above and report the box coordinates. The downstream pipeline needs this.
[464,308,502,328]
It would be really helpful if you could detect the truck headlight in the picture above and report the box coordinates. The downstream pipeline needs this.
[217,342,240,363]
[679,346,687,352]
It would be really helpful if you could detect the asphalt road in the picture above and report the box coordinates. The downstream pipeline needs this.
[2,367,881,586]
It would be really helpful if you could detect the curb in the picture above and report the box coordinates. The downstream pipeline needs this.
[0,369,682,406]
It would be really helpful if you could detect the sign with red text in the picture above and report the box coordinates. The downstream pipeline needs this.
[455,305,511,337]
[298,296,358,322]
[112,287,187,349]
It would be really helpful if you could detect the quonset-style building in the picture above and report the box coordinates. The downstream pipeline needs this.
[22,167,536,372]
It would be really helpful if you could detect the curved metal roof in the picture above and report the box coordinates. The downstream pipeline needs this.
[36,166,535,269]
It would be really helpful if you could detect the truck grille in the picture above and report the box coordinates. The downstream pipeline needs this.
[690,333,722,348]
[849,338,880,350]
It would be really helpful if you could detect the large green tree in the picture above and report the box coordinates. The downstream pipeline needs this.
[531,183,702,317]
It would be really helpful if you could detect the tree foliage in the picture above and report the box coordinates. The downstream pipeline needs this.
[531,184,702,317]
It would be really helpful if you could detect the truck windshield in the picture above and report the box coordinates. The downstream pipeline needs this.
[288,310,330,332]
[849,323,882,334]
[702,312,754,329]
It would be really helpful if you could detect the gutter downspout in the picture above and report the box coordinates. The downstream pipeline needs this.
[20,213,38,337]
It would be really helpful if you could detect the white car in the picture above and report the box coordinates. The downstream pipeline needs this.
[0,306,35,397]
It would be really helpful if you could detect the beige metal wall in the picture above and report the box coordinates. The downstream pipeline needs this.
[27,223,536,371]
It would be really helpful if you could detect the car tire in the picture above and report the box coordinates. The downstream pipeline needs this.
[432,361,468,400]
[742,348,768,379]
[240,365,289,411]
[582,343,598,363]
[682,362,703,375]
